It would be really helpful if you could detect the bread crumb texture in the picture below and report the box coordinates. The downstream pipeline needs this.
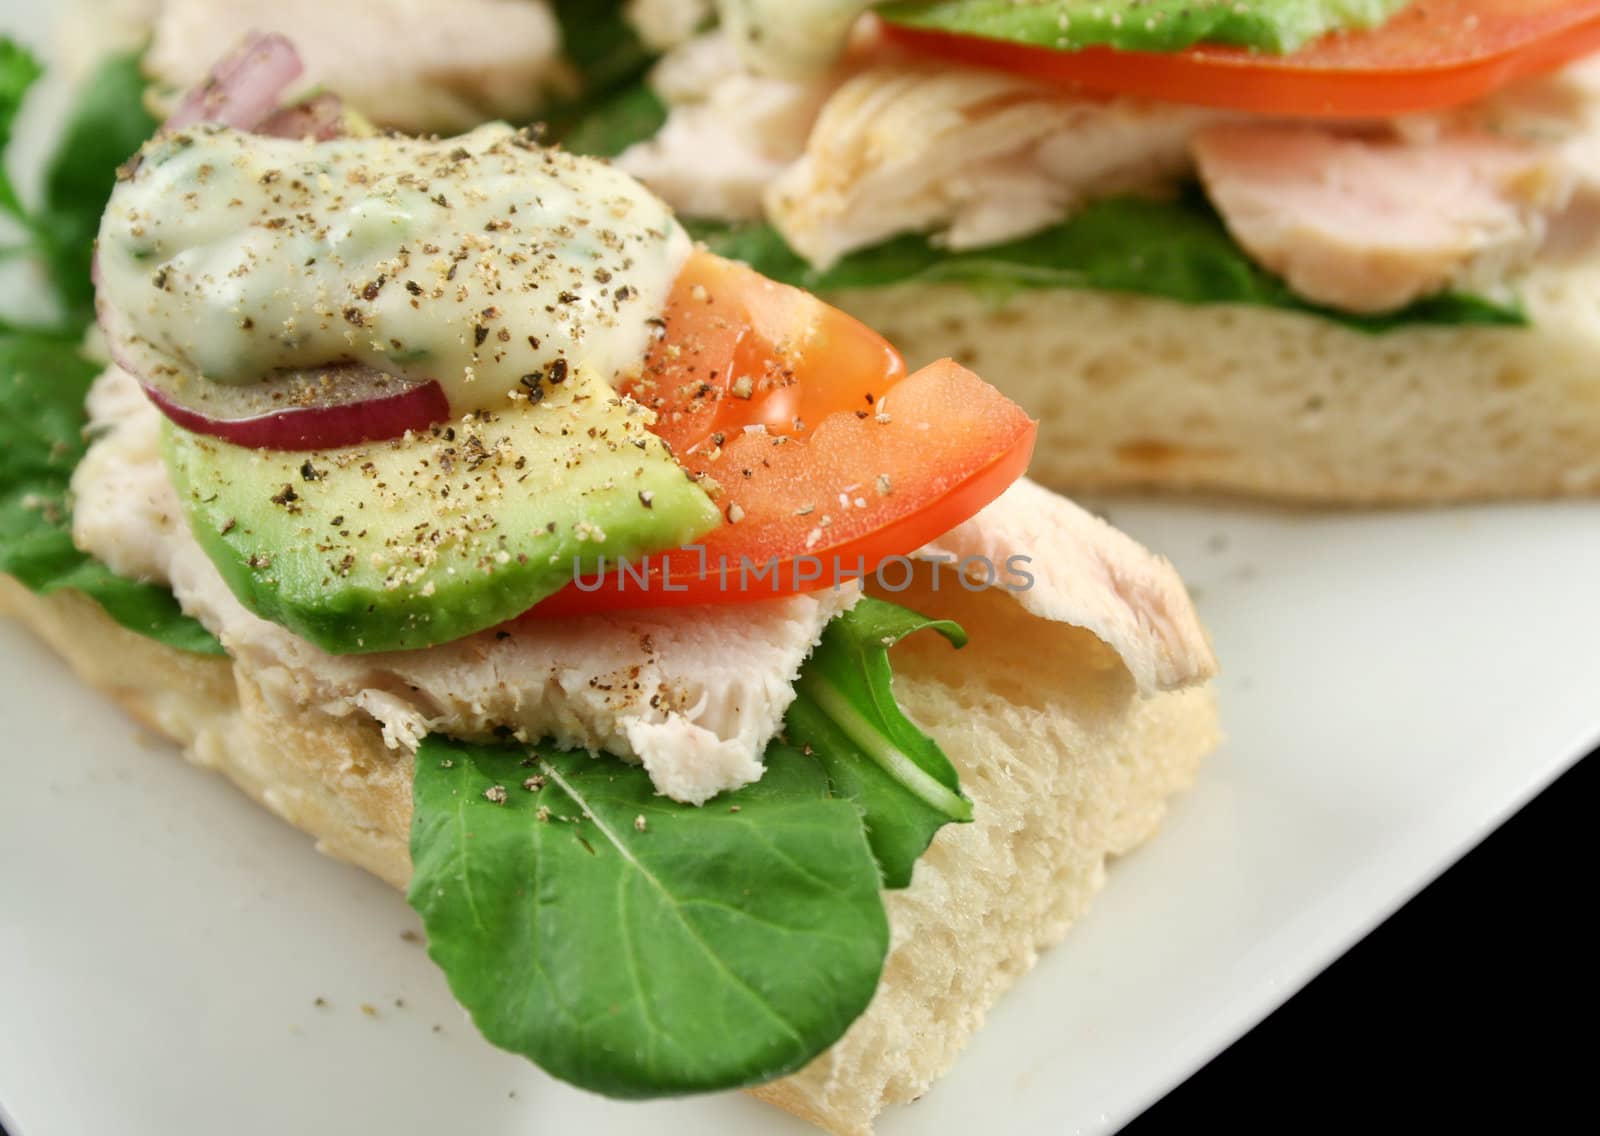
[833,253,1600,502]
[754,575,1217,1133]
[0,572,1216,1134]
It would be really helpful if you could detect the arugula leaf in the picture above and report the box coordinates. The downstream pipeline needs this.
[686,191,1528,334]
[0,42,157,328]
[879,0,1410,55]
[541,1,668,151]
[0,46,210,652]
[407,597,973,1096]
[788,596,971,888]
[550,0,656,97]
[409,738,889,1098]
[0,38,44,222]
[559,81,667,158]
[0,329,224,654]
[1,518,225,654]
[35,51,158,325]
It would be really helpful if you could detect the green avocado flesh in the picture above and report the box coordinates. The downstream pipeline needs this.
[162,373,722,655]
[879,0,1413,55]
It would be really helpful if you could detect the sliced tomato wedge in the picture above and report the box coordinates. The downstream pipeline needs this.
[529,252,1036,615]
[627,249,909,456]
[879,0,1600,118]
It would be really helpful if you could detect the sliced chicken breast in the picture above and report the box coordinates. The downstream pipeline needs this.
[72,367,856,806]
[145,0,566,134]
[916,478,1215,693]
[618,33,834,220]
[627,0,715,50]
[1193,123,1577,313]
[57,0,163,83]
[74,365,1215,804]
[764,63,1216,268]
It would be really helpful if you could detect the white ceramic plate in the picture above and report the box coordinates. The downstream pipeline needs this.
[6,8,1600,1135]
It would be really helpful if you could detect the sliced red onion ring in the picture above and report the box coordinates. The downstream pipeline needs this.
[164,32,305,132]
[139,365,451,451]
[104,34,395,450]
[99,286,432,450]
[257,92,345,141]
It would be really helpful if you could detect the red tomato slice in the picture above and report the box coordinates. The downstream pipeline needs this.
[626,248,909,455]
[529,252,1036,615]
[879,0,1600,118]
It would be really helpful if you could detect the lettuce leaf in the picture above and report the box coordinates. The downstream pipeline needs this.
[550,0,656,97]
[34,51,157,326]
[788,598,971,887]
[558,80,666,158]
[410,740,889,1098]
[879,0,1411,55]
[0,43,215,653]
[1,42,156,327]
[0,37,44,223]
[686,193,1527,334]
[539,0,663,145]
[0,329,224,654]
[408,597,968,1097]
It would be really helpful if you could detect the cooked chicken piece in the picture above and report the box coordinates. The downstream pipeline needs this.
[1194,124,1577,313]
[716,0,877,77]
[648,27,762,105]
[627,0,714,50]
[57,0,163,83]
[72,365,858,806]
[1389,56,1600,193]
[1477,57,1600,203]
[764,63,1217,269]
[73,369,1213,805]
[618,33,836,220]
[144,0,566,134]
[915,478,1216,692]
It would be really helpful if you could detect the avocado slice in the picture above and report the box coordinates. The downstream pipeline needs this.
[163,372,722,654]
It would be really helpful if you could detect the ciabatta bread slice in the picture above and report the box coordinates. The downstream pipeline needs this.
[1,501,1217,1133]
[831,250,1600,503]
[6,438,1216,1136]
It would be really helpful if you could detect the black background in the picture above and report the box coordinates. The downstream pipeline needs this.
[2,750,1592,1134]
[1125,748,1595,1131]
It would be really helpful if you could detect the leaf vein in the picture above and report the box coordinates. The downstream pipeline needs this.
[541,760,808,1047]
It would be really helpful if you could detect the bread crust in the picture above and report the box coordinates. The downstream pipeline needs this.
[0,574,1217,1133]
[831,251,1600,503]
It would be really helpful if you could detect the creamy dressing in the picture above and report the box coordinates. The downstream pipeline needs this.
[717,0,876,76]
[98,123,692,413]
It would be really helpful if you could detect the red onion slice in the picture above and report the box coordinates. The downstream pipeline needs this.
[100,258,446,450]
[140,365,451,451]
[105,33,395,450]
[257,92,345,141]
[164,32,304,132]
